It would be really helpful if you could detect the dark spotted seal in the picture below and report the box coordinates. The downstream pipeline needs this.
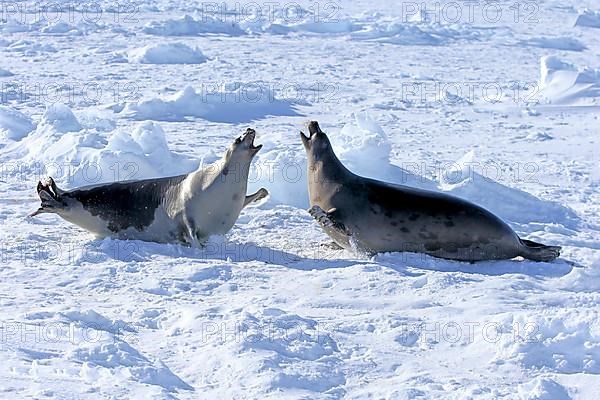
[31,128,268,246]
[301,121,560,262]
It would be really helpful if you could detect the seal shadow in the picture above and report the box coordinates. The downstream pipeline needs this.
[376,251,575,278]
[87,237,374,272]
[84,237,574,279]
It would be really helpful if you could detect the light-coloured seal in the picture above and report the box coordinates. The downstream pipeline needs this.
[301,121,561,262]
[31,128,268,246]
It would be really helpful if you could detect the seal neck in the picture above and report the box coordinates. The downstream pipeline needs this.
[192,155,252,191]
[307,141,354,185]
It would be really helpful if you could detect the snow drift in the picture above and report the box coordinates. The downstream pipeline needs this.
[142,15,246,36]
[122,84,302,123]
[350,20,487,46]
[538,56,600,105]
[128,43,208,64]
[575,9,600,28]
[437,150,580,229]
[0,68,14,77]
[519,36,587,52]
[140,11,490,45]
[0,105,35,140]
[1,104,196,188]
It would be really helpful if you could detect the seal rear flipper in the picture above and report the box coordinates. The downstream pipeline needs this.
[30,177,67,217]
[519,238,561,262]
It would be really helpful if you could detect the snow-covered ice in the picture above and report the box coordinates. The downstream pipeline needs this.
[0,105,35,140]
[538,56,600,105]
[123,84,302,123]
[519,36,588,52]
[0,68,14,77]
[128,43,208,64]
[575,9,600,28]
[1,0,599,399]
[142,14,247,37]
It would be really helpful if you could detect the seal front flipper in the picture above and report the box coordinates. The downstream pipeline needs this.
[308,206,347,233]
[243,188,269,208]
[183,217,208,248]
[320,241,344,250]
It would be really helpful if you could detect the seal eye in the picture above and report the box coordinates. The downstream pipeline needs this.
[235,137,242,144]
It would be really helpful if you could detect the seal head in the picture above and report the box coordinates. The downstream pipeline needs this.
[227,128,263,162]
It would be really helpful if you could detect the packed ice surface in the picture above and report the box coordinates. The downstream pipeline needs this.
[1,0,600,399]
[518,36,588,52]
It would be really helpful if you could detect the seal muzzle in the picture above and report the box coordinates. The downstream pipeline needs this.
[242,128,262,152]
[308,121,322,137]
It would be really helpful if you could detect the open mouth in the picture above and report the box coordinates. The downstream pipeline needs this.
[300,121,321,143]
[300,131,311,141]
[243,128,263,151]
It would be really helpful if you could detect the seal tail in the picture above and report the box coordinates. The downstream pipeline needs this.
[29,177,65,217]
[518,238,561,262]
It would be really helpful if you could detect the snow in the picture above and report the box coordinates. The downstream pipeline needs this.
[122,84,301,123]
[519,377,572,400]
[519,36,588,52]
[574,9,600,28]
[1,0,600,398]
[0,105,35,140]
[142,14,247,36]
[0,68,14,77]
[2,106,196,187]
[41,22,79,35]
[128,43,208,64]
[350,20,488,46]
[538,56,600,105]
[41,103,83,133]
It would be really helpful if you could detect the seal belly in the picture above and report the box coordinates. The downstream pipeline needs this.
[114,205,184,243]
[59,201,115,238]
